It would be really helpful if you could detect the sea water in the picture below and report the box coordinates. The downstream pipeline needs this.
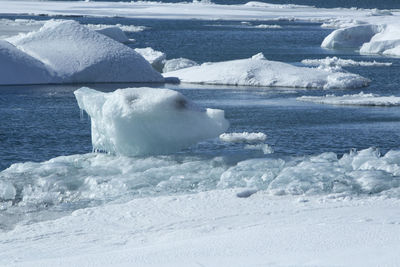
[1,13,400,229]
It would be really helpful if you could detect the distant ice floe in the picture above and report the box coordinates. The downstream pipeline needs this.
[2,20,163,84]
[134,47,166,72]
[254,24,282,29]
[164,53,370,89]
[85,23,148,33]
[297,92,400,106]
[301,56,392,68]
[244,1,310,9]
[74,87,229,156]
[322,23,400,57]
[219,132,267,143]
[162,58,199,73]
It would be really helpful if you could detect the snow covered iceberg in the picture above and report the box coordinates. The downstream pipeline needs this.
[0,40,56,85]
[6,20,163,84]
[164,53,370,89]
[322,23,400,57]
[74,87,229,156]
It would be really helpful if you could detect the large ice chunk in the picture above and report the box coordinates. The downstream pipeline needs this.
[74,87,229,156]
[360,24,400,56]
[164,53,370,89]
[134,47,166,72]
[7,20,163,83]
[0,40,55,85]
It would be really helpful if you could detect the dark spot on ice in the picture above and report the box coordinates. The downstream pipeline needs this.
[236,189,258,198]
[126,94,139,105]
[175,97,188,110]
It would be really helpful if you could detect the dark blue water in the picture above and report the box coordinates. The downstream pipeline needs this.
[1,17,400,171]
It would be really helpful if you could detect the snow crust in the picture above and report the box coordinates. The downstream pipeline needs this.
[0,40,55,85]
[74,87,229,156]
[162,58,198,73]
[134,47,166,72]
[6,20,163,84]
[301,56,392,67]
[164,53,370,89]
[297,92,400,106]
[219,132,267,143]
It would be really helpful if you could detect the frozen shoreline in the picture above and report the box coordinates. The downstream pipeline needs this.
[1,189,399,267]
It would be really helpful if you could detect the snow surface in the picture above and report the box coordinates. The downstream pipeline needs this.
[164,53,370,89]
[74,87,229,156]
[0,40,55,85]
[6,20,163,84]
[219,132,267,143]
[134,47,166,72]
[162,58,199,73]
[297,92,400,106]
[0,189,399,267]
[301,56,392,67]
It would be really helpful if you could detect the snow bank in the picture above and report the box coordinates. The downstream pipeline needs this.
[7,20,163,83]
[321,24,382,49]
[301,57,392,67]
[0,40,55,85]
[219,132,267,143]
[164,53,370,89]
[134,47,166,72]
[297,92,400,106]
[74,87,229,156]
[162,58,198,73]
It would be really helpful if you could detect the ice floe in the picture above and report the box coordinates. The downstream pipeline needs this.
[297,92,400,106]
[95,26,130,43]
[74,87,229,156]
[360,24,400,56]
[164,53,370,89]
[134,47,166,72]
[5,20,163,84]
[219,132,267,143]
[301,56,392,67]
[254,24,282,29]
[162,58,199,73]
[0,40,56,85]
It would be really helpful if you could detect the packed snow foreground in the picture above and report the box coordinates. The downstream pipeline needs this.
[164,53,370,89]
[74,87,229,156]
[0,20,163,85]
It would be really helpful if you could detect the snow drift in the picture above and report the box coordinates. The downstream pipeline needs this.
[297,92,400,106]
[6,20,163,84]
[74,87,229,156]
[0,40,55,85]
[164,53,370,89]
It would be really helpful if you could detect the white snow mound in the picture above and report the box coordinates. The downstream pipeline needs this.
[164,53,370,89]
[297,92,400,106]
[0,40,55,85]
[74,87,229,156]
[7,20,163,83]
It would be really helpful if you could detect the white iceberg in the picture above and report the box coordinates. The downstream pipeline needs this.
[360,24,400,56]
[134,47,166,72]
[297,92,400,106]
[321,24,381,49]
[95,26,129,43]
[301,56,392,67]
[0,40,55,85]
[254,24,282,29]
[74,87,229,156]
[162,58,199,73]
[7,20,163,83]
[164,53,370,89]
[219,132,267,143]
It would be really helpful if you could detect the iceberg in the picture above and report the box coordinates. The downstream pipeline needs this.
[297,92,400,106]
[360,24,400,56]
[7,20,163,83]
[219,132,267,143]
[164,53,370,89]
[0,40,55,85]
[95,26,130,43]
[74,87,229,156]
